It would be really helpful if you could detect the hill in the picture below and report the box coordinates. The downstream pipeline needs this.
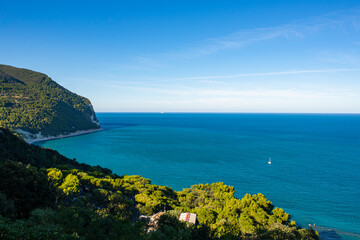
[0,64,100,141]
[0,128,318,240]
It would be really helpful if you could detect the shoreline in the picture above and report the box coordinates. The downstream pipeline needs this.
[27,128,102,144]
[312,225,360,239]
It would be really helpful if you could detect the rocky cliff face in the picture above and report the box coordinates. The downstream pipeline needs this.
[0,64,101,141]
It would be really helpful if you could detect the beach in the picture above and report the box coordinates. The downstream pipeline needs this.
[26,128,102,144]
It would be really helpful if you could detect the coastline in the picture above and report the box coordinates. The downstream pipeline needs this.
[27,128,102,144]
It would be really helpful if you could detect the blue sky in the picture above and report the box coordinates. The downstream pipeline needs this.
[1,0,360,113]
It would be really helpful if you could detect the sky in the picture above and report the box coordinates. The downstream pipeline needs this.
[1,0,360,113]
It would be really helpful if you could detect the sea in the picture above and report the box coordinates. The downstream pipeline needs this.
[37,113,360,240]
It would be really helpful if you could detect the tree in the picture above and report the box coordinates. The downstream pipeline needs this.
[0,161,55,218]
[59,174,80,195]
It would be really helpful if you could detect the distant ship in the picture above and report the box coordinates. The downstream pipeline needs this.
[268,158,272,164]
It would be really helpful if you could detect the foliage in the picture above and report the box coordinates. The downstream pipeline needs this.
[0,64,100,137]
[0,161,56,218]
[0,128,319,239]
[59,174,80,195]
[0,127,113,174]
[0,192,15,219]
[0,214,76,240]
[175,183,318,239]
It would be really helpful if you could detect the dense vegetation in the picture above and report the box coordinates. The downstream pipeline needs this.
[0,128,318,239]
[0,64,100,139]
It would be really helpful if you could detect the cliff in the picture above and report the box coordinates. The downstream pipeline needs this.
[0,64,100,141]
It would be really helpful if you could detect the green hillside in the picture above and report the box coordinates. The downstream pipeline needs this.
[0,128,318,240]
[0,64,100,139]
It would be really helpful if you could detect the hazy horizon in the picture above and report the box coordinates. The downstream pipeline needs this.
[96,111,360,114]
[1,1,360,113]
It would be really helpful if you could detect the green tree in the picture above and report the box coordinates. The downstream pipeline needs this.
[0,192,15,219]
[59,174,80,195]
[0,161,55,218]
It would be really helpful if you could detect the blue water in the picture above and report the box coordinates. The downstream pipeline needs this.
[39,113,360,239]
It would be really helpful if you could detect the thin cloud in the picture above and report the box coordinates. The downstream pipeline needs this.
[111,8,360,73]
[85,68,360,86]
[169,25,303,58]
[91,81,357,99]
[165,9,360,58]
[318,52,360,64]
[162,68,360,82]
[156,88,355,99]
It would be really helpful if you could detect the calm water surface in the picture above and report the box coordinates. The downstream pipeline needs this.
[39,113,360,240]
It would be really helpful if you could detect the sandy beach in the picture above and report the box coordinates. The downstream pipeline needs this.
[27,128,102,144]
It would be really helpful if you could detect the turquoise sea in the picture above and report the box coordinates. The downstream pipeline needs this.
[38,113,360,240]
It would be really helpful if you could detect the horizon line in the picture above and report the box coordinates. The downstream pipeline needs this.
[96,111,360,114]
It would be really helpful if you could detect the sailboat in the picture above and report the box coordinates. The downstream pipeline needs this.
[268,158,272,165]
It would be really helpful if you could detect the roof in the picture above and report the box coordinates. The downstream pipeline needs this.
[179,212,197,224]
